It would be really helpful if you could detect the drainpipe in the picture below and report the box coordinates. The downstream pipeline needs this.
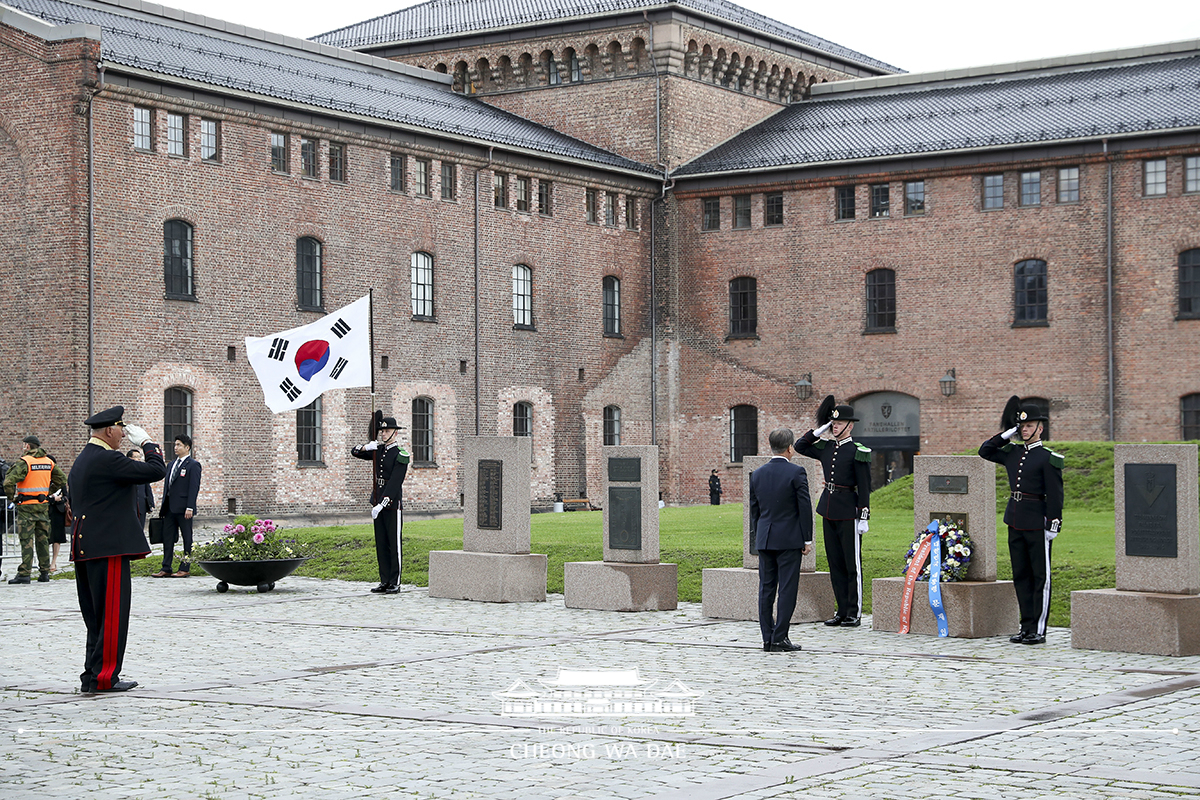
[87,64,105,415]
[643,10,667,444]
[474,149,491,436]
[1104,139,1114,441]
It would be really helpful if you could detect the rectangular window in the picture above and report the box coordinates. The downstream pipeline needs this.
[586,188,598,223]
[1187,157,1200,194]
[412,398,434,463]
[389,153,405,192]
[605,193,617,226]
[1144,159,1167,196]
[301,138,318,178]
[414,158,431,196]
[983,174,1004,209]
[904,181,925,216]
[729,277,757,337]
[625,196,637,230]
[494,172,508,209]
[200,119,220,161]
[329,144,347,183]
[1019,171,1041,206]
[729,405,758,463]
[538,180,553,216]
[603,406,621,446]
[1057,167,1080,203]
[271,132,289,172]
[296,398,323,464]
[133,107,153,150]
[733,195,751,229]
[603,276,621,335]
[865,269,896,331]
[167,113,187,157]
[296,238,323,311]
[702,197,720,231]
[764,192,783,226]
[870,184,890,218]
[441,162,457,200]
[516,176,531,212]
[836,186,856,220]
[411,251,434,318]
[164,387,193,443]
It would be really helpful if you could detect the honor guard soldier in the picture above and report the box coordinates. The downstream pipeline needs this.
[795,396,872,627]
[979,397,1064,645]
[352,414,410,594]
[4,435,67,583]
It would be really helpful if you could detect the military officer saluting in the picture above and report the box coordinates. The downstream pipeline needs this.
[351,414,410,594]
[979,397,1064,645]
[795,396,872,627]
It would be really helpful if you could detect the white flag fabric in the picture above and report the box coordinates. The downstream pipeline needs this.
[245,294,372,413]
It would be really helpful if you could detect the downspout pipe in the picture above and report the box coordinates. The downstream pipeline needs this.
[1105,139,1115,441]
[475,148,491,436]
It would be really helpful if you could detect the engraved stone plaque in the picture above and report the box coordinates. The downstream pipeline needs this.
[477,459,503,531]
[1124,463,1178,558]
[929,475,969,494]
[930,512,968,533]
[608,487,642,550]
[608,457,642,483]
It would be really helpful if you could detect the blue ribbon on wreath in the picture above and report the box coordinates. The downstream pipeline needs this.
[927,521,949,637]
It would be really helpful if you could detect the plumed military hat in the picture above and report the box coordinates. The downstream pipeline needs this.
[1015,403,1048,423]
[22,435,40,447]
[1000,395,1022,431]
[84,405,125,428]
[830,404,859,422]
[816,395,837,425]
[376,416,404,430]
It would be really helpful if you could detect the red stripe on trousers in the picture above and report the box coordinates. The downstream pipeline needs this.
[96,557,121,690]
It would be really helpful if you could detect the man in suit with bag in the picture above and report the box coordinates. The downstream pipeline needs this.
[154,433,201,578]
[750,427,813,653]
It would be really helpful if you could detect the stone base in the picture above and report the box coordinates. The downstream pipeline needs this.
[427,550,547,603]
[563,561,677,611]
[871,577,1019,638]
[1071,588,1200,656]
[701,568,835,622]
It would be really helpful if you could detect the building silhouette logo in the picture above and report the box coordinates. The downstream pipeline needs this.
[494,668,703,717]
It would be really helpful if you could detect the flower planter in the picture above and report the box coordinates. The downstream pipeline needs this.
[197,558,308,593]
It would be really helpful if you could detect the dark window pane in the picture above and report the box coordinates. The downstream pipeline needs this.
[603,406,621,446]
[390,153,405,191]
[329,143,347,182]
[586,188,598,223]
[836,186,855,220]
[297,237,322,310]
[603,276,621,335]
[301,138,318,178]
[538,180,553,216]
[730,276,757,336]
[513,265,532,326]
[163,220,194,297]
[1180,249,1200,317]
[729,405,758,463]
[764,192,783,226]
[870,184,889,218]
[412,397,434,462]
[1182,394,1200,440]
[983,174,1003,209]
[1014,259,1048,323]
[411,252,434,318]
[441,162,456,199]
[733,195,751,229]
[904,181,925,215]
[513,402,532,437]
[702,198,720,231]
[296,398,323,463]
[271,132,287,172]
[164,387,193,445]
[866,269,896,330]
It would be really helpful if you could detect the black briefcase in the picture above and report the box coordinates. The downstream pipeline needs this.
[148,518,164,545]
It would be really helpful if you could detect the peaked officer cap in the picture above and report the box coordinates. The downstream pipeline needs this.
[84,405,125,428]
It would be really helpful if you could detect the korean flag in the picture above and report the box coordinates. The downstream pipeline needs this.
[245,294,372,413]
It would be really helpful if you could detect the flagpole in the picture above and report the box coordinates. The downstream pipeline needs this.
[369,287,376,417]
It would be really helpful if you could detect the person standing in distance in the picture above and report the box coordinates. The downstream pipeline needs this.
[708,469,723,505]
[750,428,813,652]
[979,397,1064,645]
[69,406,165,693]
[351,416,409,594]
[795,396,872,627]
[155,434,201,578]
[4,435,66,583]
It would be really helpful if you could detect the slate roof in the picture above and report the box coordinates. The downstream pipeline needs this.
[6,0,657,174]
[674,53,1200,177]
[312,0,899,74]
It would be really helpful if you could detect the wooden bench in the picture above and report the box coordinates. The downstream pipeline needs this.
[561,498,593,512]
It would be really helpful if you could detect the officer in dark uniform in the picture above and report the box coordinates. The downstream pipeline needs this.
[68,406,166,693]
[351,416,410,594]
[795,397,872,627]
[979,399,1063,645]
[708,470,722,505]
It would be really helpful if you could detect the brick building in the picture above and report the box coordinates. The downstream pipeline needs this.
[1,0,1198,515]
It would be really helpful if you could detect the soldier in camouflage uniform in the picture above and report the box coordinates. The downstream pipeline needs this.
[4,435,67,583]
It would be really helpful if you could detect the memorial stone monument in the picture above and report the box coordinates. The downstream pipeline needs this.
[701,455,834,622]
[428,437,547,603]
[1072,444,1200,656]
[564,445,677,611]
[872,455,1018,637]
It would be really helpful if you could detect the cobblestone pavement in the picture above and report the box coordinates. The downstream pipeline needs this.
[2,576,1199,799]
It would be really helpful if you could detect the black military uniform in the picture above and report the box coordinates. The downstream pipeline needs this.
[708,471,722,505]
[795,403,872,625]
[69,406,166,693]
[351,416,410,594]
[979,402,1064,644]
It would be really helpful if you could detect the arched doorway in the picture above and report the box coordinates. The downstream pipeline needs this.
[852,392,920,488]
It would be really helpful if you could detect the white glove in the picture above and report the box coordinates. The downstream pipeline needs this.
[856,520,869,535]
[1044,528,1057,542]
[814,422,832,437]
[1001,426,1019,441]
[360,440,380,452]
[123,423,152,447]
[371,504,383,520]
[1046,519,1061,541]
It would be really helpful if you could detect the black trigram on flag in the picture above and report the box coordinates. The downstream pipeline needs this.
[280,378,301,402]
[331,318,351,339]
[330,357,349,379]
[268,338,289,361]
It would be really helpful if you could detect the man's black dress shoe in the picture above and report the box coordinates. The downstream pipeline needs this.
[763,642,771,652]
[1019,633,1046,645]
[1009,632,1028,644]
[768,639,802,652]
[9,576,30,584]
[823,615,844,626]
[370,584,388,594]
[87,680,138,694]
[839,617,861,627]
[384,585,402,594]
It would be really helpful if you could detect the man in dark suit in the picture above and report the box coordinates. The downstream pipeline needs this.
[750,427,813,653]
[155,433,201,578]
[351,416,410,594]
[69,406,166,694]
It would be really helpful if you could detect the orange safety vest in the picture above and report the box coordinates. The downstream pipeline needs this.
[16,454,54,505]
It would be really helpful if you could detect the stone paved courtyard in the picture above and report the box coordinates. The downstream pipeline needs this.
[3,575,1199,799]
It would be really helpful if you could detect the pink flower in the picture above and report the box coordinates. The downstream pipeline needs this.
[253,532,265,544]
[235,524,245,533]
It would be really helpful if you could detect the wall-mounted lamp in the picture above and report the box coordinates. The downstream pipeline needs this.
[794,373,813,402]
[939,368,957,397]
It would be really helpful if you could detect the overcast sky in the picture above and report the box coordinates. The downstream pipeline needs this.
[158,0,1198,75]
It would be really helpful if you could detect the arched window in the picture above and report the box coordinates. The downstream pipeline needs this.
[164,386,193,444]
[865,269,896,332]
[1014,259,1048,325]
[513,264,533,328]
[296,237,323,311]
[542,50,560,85]
[163,219,194,298]
[411,251,434,319]
[566,48,582,82]
[730,405,758,463]
[603,406,622,446]
[1179,249,1200,318]
[603,276,621,335]
[513,401,533,437]
[729,277,757,337]
[1182,395,1200,440]
[1022,396,1051,440]
[297,397,323,464]
[412,397,434,463]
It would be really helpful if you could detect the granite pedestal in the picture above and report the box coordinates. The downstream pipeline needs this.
[429,436,547,603]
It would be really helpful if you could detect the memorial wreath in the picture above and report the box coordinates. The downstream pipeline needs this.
[902,519,973,582]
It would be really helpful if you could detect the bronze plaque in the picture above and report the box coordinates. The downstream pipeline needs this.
[608,457,642,483]
[929,512,968,533]
[608,487,642,550]
[929,475,969,494]
[1125,464,1177,558]
[477,459,503,530]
